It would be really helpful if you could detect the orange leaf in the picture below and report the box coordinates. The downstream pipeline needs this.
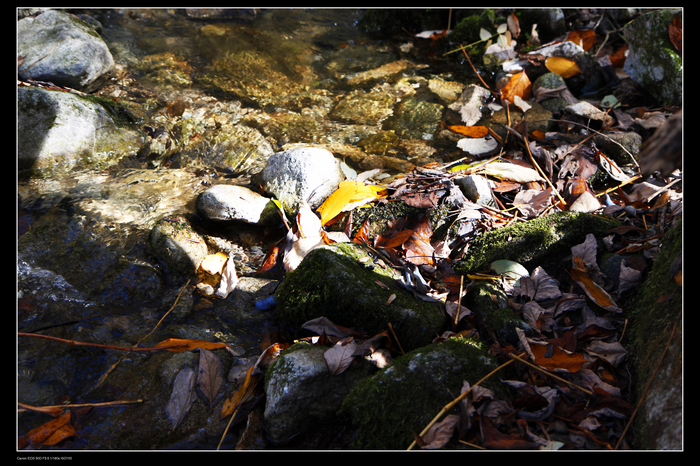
[609,43,629,68]
[448,125,489,138]
[220,366,259,419]
[566,29,597,51]
[545,56,582,79]
[19,411,75,449]
[375,228,414,248]
[317,180,388,226]
[530,343,585,373]
[404,215,435,266]
[500,71,531,104]
[570,256,621,312]
[154,338,229,352]
[669,14,682,53]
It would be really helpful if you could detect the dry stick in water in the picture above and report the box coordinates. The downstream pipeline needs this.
[407,352,525,450]
[95,279,192,387]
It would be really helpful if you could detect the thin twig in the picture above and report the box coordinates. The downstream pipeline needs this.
[17,332,189,352]
[507,352,593,396]
[95,279,192,387]
[18,400,143,414]
[522,129,568,206]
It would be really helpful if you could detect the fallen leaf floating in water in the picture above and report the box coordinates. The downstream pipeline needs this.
[196,348,226,412]
[18,411,76,449]
[449,125,489,138]
[166,365,197,431]
[457,137,498,155]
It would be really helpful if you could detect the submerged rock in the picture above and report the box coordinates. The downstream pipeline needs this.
[17,87,145,178]
[330,89,396,126]
[148,214,209,277]
[17,10,115,92]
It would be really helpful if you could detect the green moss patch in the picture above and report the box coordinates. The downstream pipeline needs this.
[339,336,508,449]
[275,242,444,351]
[454,211,620,275]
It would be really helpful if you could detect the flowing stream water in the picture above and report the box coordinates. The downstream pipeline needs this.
[18,8,470,449]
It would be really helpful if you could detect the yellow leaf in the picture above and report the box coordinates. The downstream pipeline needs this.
[317,180,388,226]
[545,56,582,79]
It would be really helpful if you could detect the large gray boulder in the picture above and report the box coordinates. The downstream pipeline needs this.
[263,343,375,445]
[17,10,115,92]
[17,87,145,178]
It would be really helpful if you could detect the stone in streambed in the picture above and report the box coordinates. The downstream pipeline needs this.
[259,147,344,217]
[196,184,278,225]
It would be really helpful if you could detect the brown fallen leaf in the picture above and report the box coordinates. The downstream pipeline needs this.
[166,365,197,431]
[19,411,75,449]
[566,28,597,51]
[197,348,226,412]
[221,366,260,420]
[324,338,358,375]
[154,338,229,352]
[419,414,459,449]
[571,256,622,313]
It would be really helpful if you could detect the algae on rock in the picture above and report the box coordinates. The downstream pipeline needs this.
[625,216,682,449]
[274,242,444,351]
[454,211,620,276]
[339,336,509,450]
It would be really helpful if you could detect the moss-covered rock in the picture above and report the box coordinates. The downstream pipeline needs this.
[339,336,509,449]
[263,342,376,445]
[625,216,682,449]
[467,281,534,346]
[275,242,445,351]
[454,211,621,275]
[623,9,682,106]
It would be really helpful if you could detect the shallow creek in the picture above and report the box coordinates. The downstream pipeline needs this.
[17,8,470,449]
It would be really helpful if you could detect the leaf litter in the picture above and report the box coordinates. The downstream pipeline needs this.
[18,9,682,451]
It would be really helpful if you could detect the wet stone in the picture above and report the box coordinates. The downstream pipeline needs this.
[17,10,115,92]
[148,214,209,277]
[329,89,396,126]
[259,146,344,216]
[385,96,444,140]
[196,184,278,225]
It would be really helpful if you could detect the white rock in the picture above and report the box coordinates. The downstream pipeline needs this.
[260,147,344,217]
[196,184,278,225]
